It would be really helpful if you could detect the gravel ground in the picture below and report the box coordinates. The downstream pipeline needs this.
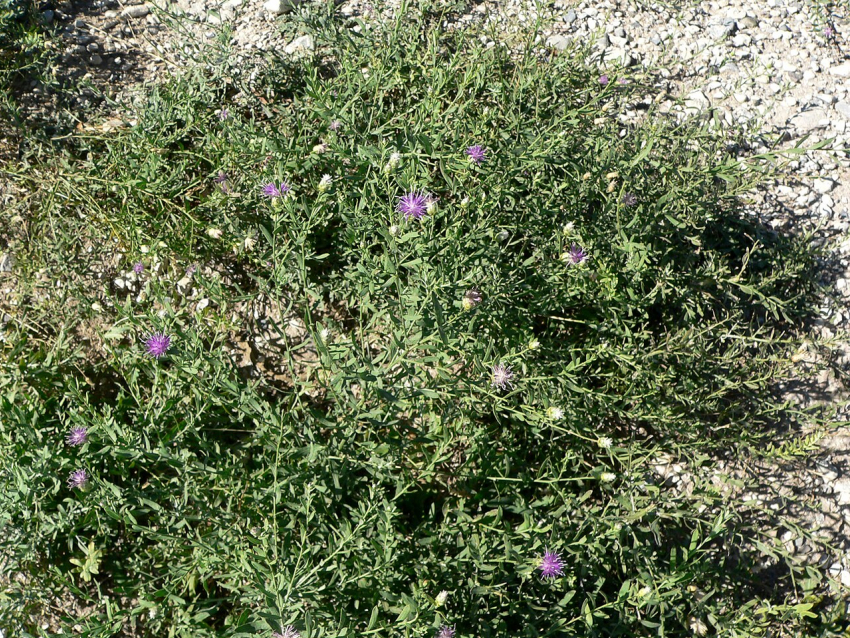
[3,0,850,613]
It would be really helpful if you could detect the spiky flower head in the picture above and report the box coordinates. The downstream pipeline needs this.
[68,469,89,490]
[66,427,88,446]
[218,108,229,121]
[539,550,565,578]
[318,174,333,192]
[600,471,617,482]
[599,74,609,86]
[272,627,300,638]
[397,191,429,221]
[491,363,514,391]
[329,119,342,131]
[133,261,144,275]
[214,171,229,193]
[461,288,482,311]
[425,195,439,214]
[144,332,172,358]
[261,182,290,199]
[529,339,541,350]
[562,221,575,233]
[436,627,455,638]
[186,264,197,275]
[435,590,449,607]
[388,224,400,237]
[312,142,329,154]
[689,617,708,636]
[597,436,613,449]
[825,26,835,38]
[465,145,487,165]
[562,243,587,265]
[546,406,564,420]
[621,191,638,207]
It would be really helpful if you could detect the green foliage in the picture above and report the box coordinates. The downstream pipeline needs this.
[0,0,51,120]
[0,6,843,638]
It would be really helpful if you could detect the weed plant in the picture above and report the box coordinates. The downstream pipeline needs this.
[0,4,845,637]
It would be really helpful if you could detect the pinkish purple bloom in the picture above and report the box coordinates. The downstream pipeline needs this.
[598,74,609,86]
[66,427,88,446]
[144,332,171,358]
[329,120,342,131]
[491,363,514,391]
[68,469,89,490]
[218,108,229,121]
[262,182,290,199]
[539,549,564,578]
[214,172,229,193]
[621,192,637,207]
[133,261,144,275]
[397,191,429,220]
[825,26,835,38]
[436,627,455,638]
[186,264,197,275]
[566,243,587,265]
[272,627,300,638]
[462,288,482,310]
[465,145,487,165]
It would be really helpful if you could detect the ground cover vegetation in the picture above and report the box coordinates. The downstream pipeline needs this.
[0,2,847,637]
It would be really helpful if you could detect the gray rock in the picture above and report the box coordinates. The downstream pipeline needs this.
[0,253,12,272]
[829,63,850,78]
[263,0,305,15]
[709,23,736,39]
[89,54,103,65]
[41,10,54,23]
[738,16,758,29]
[814,178,836,194]
[284,34,314,54]
[731,33,751,47]
[564,9,576,24]
[836,102,850,120]
[121,4,150,19]
[546,35,571,51]
[685,90,711,111]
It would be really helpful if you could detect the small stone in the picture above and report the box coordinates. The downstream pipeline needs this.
[564,9,577,24]
[814,178,836,194]
[121,4,150,19]
[89,54,102,65]
[829,63,850,78]
[737,16,758,29]
[284,34,314,54]
[263,0,304,15]
[836,102,850,120]
[731,33,751,47]
[0,254,12,272]
[74,18,86,28]
[41,9,54,23]
[546,35,571,51]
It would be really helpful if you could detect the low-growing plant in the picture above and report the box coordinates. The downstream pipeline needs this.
[0,4,845,637]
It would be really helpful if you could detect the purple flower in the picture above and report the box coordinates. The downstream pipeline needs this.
[66,427,88,446]
[68,469,89,490]
[261,182,290,199]
[397,191,429,220]
[621,192,638,207]
[218,108,229,121]
[144,332,172,358]
[186,264,197,275]
[566,243,587,265]
[825,26,835,38]
[465,145,487,165]
[598,74,609,86]
[329,120,342,131]
[133,261,144,275]
[491,363,514,391]
[462,288,482,310]
[214,172,229,193]
[436,627,455,638]
[539,549,564,578]
[272,627,300,638]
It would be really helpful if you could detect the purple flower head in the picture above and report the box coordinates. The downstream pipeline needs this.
[214,172,229,193]
[218,108,230,121]
[539,549,565,578]
[825,26,835,38]
[144,332,172,358]
[329,120,342,131]
[272,627,300,638]
[436,627,455,638]
[186,264,197,275]
[462,288,482,310]
[465,144,487,165]
[566,243,588,265]
[66,427,88,446]
[262,182,290,199]
[598,74,609,86]
[621,192,638,207]
[133,261,144,275]
[68,469,89,490]
[491,363,514,391]
[397,191,429,220]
